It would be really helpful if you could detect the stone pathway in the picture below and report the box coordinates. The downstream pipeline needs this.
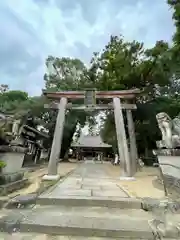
[40,160,129,200]
[17,161,152,238]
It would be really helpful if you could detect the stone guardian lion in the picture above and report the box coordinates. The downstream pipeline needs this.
[156,112,180,149]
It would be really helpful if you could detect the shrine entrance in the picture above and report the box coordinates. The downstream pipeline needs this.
[71,134,112,161]
[42,88,140,180]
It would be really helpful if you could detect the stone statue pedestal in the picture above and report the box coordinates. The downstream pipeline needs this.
[155,112,180,194]
[154,149,180,194]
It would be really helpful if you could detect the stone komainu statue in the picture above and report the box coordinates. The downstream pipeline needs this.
[156,112,180,149]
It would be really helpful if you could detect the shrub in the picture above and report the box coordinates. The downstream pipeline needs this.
[0,161,6,168]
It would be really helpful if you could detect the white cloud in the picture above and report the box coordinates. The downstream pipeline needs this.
[0,0,175,96]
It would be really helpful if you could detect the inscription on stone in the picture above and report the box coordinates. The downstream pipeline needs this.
[84,89,96,109]
[84,90,96,105]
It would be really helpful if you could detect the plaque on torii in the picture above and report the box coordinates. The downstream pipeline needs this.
[84,88,96,111]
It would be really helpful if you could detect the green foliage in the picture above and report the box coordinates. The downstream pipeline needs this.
[100,112,117,151]
[92,34,175,154]
[0,89,46,122]
[0,88,47,145]
[0,90,28,113]
[91,36,172,101]
[45,56,88,91]
[43,56,95,158]
[13,96,47,120]
[167,0,180,78]
[0,161,6,168]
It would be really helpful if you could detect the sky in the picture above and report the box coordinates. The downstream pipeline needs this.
[0,0,175,96]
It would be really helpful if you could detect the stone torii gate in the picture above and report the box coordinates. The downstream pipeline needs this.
[42,89,140,181]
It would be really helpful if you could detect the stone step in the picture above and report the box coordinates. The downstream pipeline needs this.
[0,232,151,240]
[18,205,155,239]
[0,208,179,239]
[37,195,141,209]
[31,205,154,219]
[0,206,153,221]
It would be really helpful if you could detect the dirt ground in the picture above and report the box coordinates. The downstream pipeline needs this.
[104,163,166,199]
[3,162,79,199]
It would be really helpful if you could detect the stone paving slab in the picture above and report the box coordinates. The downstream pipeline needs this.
[56,185,81,190]
[92,190,128,198]
[81,185,101,190]
[62,179,82,184]
[39,162,129,201]
[81,180,117,186]
[51,189,92,197]
[100,186,121,190]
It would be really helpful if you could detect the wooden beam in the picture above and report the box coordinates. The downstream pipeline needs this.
[42,89,140,100]
[44,103,137,110]
[97,90,140,99]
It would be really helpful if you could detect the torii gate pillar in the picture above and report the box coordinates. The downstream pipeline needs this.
[126,109,138,175]
[43,97,67,180]
[113,98,134,179]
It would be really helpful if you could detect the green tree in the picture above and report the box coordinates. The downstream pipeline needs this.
[0,87,47,137]
[94,35,174,155]
[100,112,117,152]
[44,56,89,91]
[43,56,94,159]
[0,89,46,123]
[91,36,172,99]
[0,90,28,113]
[167,0,180,78]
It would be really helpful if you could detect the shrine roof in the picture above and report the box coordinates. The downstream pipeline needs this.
[22,125,49,139]
[71,134,112,148]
